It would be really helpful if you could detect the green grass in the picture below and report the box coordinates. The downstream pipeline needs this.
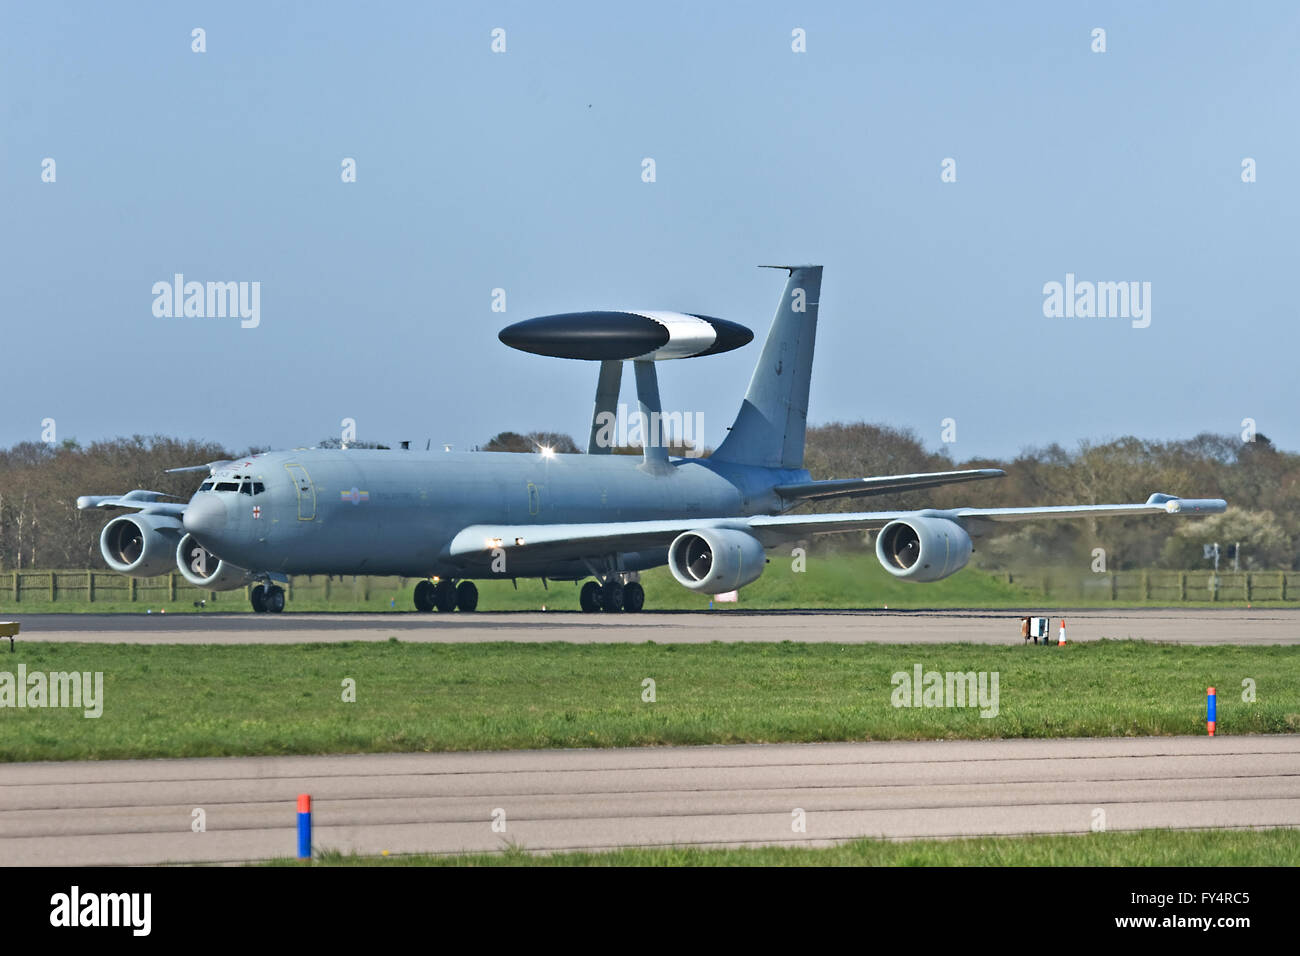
[5,555,1291,613]
[2,640,1297,762]
[273,828,1300,866]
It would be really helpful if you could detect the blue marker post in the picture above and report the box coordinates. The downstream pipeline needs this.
[297,793,312,860]
[1207,687,1216,737]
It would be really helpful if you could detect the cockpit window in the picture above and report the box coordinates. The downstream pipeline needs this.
[239,480,253,495]
[199,481,214,491]
[214,481,239,492]
[251,482,266,495]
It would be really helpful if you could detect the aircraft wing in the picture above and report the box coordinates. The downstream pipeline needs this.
[75,490,188,516]
[448,518,748,562]
[78,461,232,514]
[772,468,1004,502]
[165,460,233,475]
[748,494,1226,540]
[447,493,1226,561]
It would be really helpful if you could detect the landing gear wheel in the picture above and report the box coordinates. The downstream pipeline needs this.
[414,580,435,612]
[580,581,602,613]
[601,583,625,613]
[456,581,478,612]
[433,580,457,612]
[264,585,286,614]
[250,584,267,613]
[622,581,644,612]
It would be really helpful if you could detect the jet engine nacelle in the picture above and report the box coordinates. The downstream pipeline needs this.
[875,516,973,582]
[100,513,184,577]
[668,528,766,594]
[176,533,255,591]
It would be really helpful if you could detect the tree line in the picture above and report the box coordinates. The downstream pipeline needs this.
[800,424,1296,571]
[0,427,1293,572]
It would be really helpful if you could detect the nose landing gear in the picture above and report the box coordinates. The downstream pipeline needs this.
[249,583,286,613]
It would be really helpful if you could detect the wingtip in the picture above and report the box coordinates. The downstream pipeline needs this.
[1149,493,1228,514]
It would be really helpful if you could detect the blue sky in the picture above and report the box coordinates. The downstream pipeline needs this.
[2,2,1296,461]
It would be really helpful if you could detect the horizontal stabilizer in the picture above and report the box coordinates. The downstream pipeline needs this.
[773,469,1005,502]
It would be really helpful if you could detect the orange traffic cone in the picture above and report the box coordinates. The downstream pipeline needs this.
[1058,618,1067,646]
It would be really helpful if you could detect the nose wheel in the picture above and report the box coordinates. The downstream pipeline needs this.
[250,583,285,613]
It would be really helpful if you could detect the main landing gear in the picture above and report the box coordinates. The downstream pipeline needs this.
[414,579,478,613]
[250,583,286,614]
[580,576,644,613]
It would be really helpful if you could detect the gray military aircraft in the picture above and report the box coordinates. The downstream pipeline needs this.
[78,265,1225,613]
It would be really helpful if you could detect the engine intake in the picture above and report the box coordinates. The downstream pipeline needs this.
[875,516,972,582]
[668,528,766,594]
[176,533,255,591]
[100,514,184,577]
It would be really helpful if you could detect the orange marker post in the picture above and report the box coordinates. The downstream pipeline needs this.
[1207,687,1216,737]
[297,794,312,860]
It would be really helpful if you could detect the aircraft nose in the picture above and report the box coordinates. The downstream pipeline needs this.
[183,495,228,536]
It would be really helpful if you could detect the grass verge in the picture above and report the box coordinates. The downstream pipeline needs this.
[266,828,1300,866]
[2,640,1297,761]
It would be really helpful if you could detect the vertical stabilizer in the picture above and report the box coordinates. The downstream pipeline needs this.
[711,265,821,469]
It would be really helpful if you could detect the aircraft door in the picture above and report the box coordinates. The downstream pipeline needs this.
[284,464,316,520]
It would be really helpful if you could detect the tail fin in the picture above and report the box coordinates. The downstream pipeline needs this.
[712,265,822,470]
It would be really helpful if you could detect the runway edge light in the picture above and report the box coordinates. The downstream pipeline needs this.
[1207,687,1216,737]
[297,793,312,860]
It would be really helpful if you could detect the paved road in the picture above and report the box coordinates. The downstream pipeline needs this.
[1,736,1296,865]
[4,608,1298,645]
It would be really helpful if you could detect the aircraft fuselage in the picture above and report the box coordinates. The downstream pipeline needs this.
[183,449,808,579]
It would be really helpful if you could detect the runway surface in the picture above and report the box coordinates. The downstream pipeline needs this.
[2,736,1297,865]
[6,607,1299,645]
